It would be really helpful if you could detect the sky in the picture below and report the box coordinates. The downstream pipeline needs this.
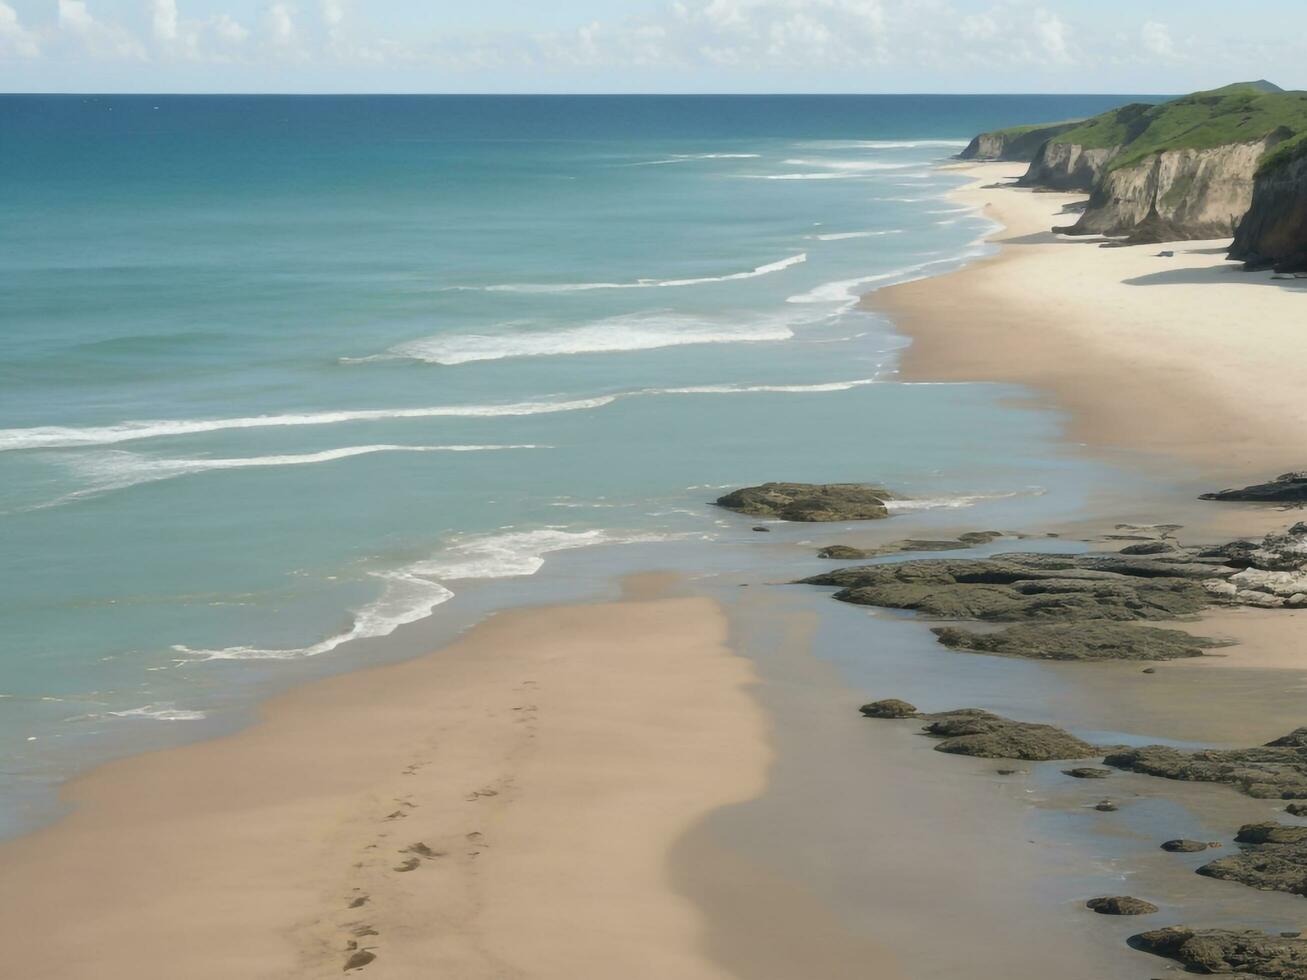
[1,0,1305,94]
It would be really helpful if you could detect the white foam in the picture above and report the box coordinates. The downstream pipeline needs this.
[782,158,919,171]
[786,244,994,306]
[379,311,800,365]
[0,400,610,452]
[805,229,904,241]
[884,490,1035,512]
[798,139,969,150]
[653,378,878,395]
[105,704,207,721]
[735,172,863,181]
[463,253,806,293]
[630,153,762,166]
[48,444,544,504]
[177,528,675,662]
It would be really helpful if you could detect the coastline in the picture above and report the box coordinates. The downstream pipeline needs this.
[0,582,773,978]
[873,161,1307,483]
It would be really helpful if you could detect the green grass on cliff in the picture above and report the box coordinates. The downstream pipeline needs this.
[1049,82,1307,172]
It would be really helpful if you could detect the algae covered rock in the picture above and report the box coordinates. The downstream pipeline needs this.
[1162,839,1217,852]
[859,699,918,719]
[1202,473,1307,503]
[1105,733,1307,800]
[715,483,896,522]
[932,621,1216,662]
[921,709,1096,761]
[1198,823,1307,897]
[1131,925,1307,978]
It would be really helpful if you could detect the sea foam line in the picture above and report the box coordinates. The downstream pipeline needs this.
[805,229,904,241]
[175,528,681,662]
[453,252,806,293]
[0,400,611,452]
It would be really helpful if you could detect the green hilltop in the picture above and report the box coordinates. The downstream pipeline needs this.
[1048,81,1307,172]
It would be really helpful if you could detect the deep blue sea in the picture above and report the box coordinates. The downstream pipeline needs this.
[0,94,1151,836]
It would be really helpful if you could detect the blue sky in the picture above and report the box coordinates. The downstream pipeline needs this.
[2,1,1305,93]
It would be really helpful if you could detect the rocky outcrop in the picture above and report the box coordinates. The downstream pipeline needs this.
[1161,839,1218,852]
[1104,731,1307,799]
[959,120,1083,162]
[859,698,918,718]
[818,531,1003,560]
[1131,926,1307,978]
[932,622,1218,662]
[800,552,1219,622]
[1058,138,1280,241]
[715,483,896,522]
[1019,140,1123,192]
[1197,822,1307,897]
[1231,147,1307,271]
[920,709,1096,761]
[1203,474,1307,503]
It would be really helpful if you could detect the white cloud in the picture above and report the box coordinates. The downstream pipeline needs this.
[0,1,40,58]
[211,14,250,45]
[1034,9,1071,63]
[322,0,346,29]
[1141,20,1177,59]
[151,0,178,42]
[58,0,147,60]
[266,2,297,46]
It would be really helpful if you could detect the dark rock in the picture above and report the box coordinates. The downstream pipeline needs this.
[1120,540,1179,555]
[1095,800,1119,812]
[995,768,1021,775]
[1235,822,1307,845]
[817,536,1001,560]
[1162,839,1216,852]
[920,709,1097,761]
[818,545,870,559]
[1129,930,1307,980]
[932,622,1216,662]
[1105,731,1307,800]
[800,553,1214,622]
[1141,667,1157,674]
[859,698,918,719]
[1202,472,1307,503]
[1287,802,1307,817]
[1131,926,1307,979]
[958,531,1005,545]
[1064,767,1112,779]
[715,483,896,522]
[1086,896,1158,915]
[751,526,771,533]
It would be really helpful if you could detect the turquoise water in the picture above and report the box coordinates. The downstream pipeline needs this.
[0,94,1148,834]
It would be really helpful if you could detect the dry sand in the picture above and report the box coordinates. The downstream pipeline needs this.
[874,162,1307,482]
[0,588,785,979]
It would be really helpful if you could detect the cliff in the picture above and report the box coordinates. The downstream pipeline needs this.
[958,120,1083,163]
[1230,140,1307,270]
[1058,137,1278,240]
[998,82,1307,243]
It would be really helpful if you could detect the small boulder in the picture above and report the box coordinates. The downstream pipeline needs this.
[716,483,896,522]
[1095,800,1118,812]
[859,698,918,719]
[1160,839,1214,853]
[1287,802,1307,817]
[1063,767,1112,779]
[1086,896,1158,915]
[751,526,771,533]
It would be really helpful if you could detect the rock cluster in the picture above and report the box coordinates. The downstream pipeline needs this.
[801,552,1220,623]
[1202,474,1307,503]
[1196,822,1307,896]
[919,709,1097,761]
[715,483,897,522]
[1104,730,1307,799]
[1199,523,1307,609]
[817,532,1003,560]
[933,621,1218,662]
[1131,926,1307,978]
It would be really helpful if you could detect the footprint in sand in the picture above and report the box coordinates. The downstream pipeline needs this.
[384,810,407,820]
[404,842,443,859]
[393,857,421,872]
[343,948,376,971]
[351,925,379,938]
[347,895,368,909]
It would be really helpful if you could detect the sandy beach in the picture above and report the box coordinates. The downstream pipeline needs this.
[0,583,773,979]
[875,162,1307,482]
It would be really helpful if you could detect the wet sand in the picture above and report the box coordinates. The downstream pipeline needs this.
[873,162,1307,483]
[0,588,782,979]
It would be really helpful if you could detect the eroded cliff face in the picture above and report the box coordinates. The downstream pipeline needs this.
[1018,142,1120,192]
[959,121,1081,163]
[1058,139,1278,241]
[1230,152,1307,270]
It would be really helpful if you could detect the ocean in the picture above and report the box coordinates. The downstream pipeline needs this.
[0,93,1151,837]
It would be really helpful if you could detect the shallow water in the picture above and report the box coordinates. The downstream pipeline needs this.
[1,93,1161,836]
